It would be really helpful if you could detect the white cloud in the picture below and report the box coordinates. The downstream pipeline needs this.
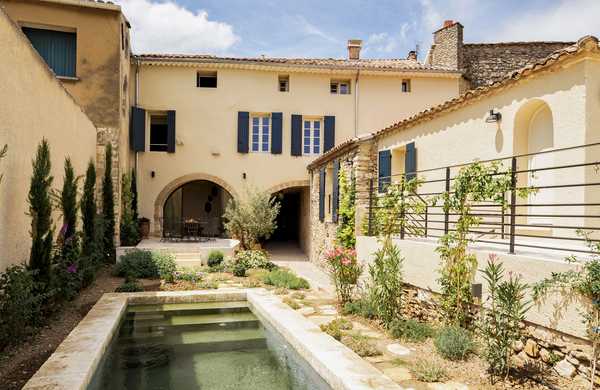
[364,27,409,55]
[293,15,339,44]
[494,0,600,42]
[116,0,239,54]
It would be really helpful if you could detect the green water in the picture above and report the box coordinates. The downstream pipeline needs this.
[96,302,330,390]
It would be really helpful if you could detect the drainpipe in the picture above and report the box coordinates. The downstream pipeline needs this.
[134,60,140,207]
[354,69,360,137]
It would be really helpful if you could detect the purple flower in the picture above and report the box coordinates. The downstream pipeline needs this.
[59,223,68,237]
[67,264,77,274]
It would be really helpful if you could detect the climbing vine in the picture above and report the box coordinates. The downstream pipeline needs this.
[336,169,356,249]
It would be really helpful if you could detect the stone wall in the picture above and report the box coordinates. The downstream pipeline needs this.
[427,22,463,70]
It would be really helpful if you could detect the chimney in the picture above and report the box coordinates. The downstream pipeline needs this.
[427,20,464,70]
[347,39,362,60]
[407,50,417,61]
[443,20,454,28]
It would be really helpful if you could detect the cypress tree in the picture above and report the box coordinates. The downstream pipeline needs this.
[60,158,78,241]
[119,172,139,246]
[81,160,96,257]
[28,139,54,283]
[102,144,115,262]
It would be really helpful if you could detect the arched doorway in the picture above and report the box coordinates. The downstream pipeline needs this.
[162,180,233,238]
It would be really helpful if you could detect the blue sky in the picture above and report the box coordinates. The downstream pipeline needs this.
[116,0,600,59]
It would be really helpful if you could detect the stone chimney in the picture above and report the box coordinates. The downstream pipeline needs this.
[407,50,417,61]
[426,20,464,70]
[347,39,362,60]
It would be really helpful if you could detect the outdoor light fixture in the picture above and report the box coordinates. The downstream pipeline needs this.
[151,170,155,178]
[486,109,502,123]
[242,172,247,179]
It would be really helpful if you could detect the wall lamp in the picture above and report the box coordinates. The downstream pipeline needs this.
[485,109,502,123]
[150,170,156,178]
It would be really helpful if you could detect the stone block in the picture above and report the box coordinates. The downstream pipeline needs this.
[555,359,576,378]
[525,339,539,358]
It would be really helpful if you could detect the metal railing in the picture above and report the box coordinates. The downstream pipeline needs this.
[360,142,600,255]
[161,217,221,242]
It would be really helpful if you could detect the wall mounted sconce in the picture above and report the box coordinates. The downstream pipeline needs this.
[485,109,502,123]
[242,172,247,180]
[151,170,155,178]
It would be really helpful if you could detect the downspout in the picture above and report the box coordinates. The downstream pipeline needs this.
[354,69,360,137]
[134,59,140,201]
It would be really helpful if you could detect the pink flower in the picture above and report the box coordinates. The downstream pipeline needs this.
[67,264,77,274]
[341,258,351,266]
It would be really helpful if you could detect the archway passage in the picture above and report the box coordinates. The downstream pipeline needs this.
[163,180,232,238]
[265,186,310,260]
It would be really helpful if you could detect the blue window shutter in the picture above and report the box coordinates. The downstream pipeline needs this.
[291,114,302,156]
[378,150,391,193]
[319,168,326,222]
[332,160,340,223]
[130,107,145,152]
[271,112,283,154]
[405,142,417,180]
[237,111,249,153]
[324,116,335,152]
[22,27,76,77]
[167,110,176,153]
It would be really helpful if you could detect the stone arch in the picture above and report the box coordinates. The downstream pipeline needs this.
[153,173,238,236]
[266,179,310,195]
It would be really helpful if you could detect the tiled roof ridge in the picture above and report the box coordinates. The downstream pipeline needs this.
[463,41,575,47]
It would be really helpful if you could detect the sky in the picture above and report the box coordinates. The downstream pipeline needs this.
[114,0,600,60]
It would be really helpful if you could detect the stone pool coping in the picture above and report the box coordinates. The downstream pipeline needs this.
[23,289,402,390]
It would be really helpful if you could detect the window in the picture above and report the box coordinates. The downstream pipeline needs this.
[402,79,411,93]
[330,80,350,95]
[22,27,76,78]
[278,75,289,92]
[149,115,168,152]
[251,115,271,152]
[303,119,322,155]
[197,71,217,88]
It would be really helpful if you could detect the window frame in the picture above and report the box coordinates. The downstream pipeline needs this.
[250,113,271,153]
[278,75,289,92]
[402,79,411,93]
[197,71,218,88]
[302,118,323,156]
[148,113,169,152]
[21,24,77,79]
[330,80,351,95]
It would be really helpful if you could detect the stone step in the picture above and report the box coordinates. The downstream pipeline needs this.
[120,327,265,346]
[121,311,260,334]
[127,301,249,315]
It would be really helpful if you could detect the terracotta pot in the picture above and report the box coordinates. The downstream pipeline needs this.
[139,218,150,239]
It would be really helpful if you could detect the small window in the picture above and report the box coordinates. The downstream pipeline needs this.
[250,114,271,152]
[22,27,76,78]
[149,115,168,152]
[303,119,322,155]
[330,80,350,95]
[278,75,289,92]
[197,71,217,88]
[402,79,411,93]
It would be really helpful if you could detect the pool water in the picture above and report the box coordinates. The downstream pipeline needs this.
[95,301,330,390]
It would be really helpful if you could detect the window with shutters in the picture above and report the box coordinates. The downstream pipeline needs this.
[278,75,289,92]
[402,79,411,93]
[22,27,76,78]
[149,114,168,152]
[303,119,322,155]
[197,71,217,88]
[330,80,351,95]
[250,114,271,153]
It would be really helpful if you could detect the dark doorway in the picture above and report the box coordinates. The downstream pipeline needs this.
[271,190,300,242]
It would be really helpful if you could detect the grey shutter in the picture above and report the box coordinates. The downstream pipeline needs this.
[332,160,340,223]
[378,150,391,193]
[167,110,176,153]
[324,116,335,152]
[237,111,249,153]
[22,27,76,77]
[130,106,145,152]
[271,112,282,154]
[291,114,302,156]
[319,168,326,222]
[405,142,417,180]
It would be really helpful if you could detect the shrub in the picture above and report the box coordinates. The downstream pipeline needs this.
[207,250,224,267]
[342,297,377,319]
[81,160,97,258]
[116,279,144,292]
[262,269,309,290]
[174,268,204,283]
[368,239,404,327]
[153,252,177,282]
[282,297,301,310]
[232,262,247,277]
[341,334,380,357]
[53,233,83,301]
[388,319,435,342]
[410,359,448,383]
[434,326,474,361]
[208,263,226,273]
[324,246,361,305]
[114,250,176,282]
[0,266,47,349]
[336,169,356,249]
[223,187,280,249]
[232,250,275,270]
[320,318,353,340]
[102,144,115,263]
[120,172,140,246]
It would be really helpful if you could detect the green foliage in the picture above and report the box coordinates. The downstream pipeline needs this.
[388,319,435,342]
[282,296,301,309]
[435,161,515,328]
[223,187,280,249]
[116,279,144,292]
[478,254,530,381]
[28,139,54,285]
[532,232,600,387]
[60,158,78,241]
[336,169,356,249]
[102,144,115,262]
[232,261,247,277]
[174,267,204,283]
[341,334,380,357]
[324,247,361,305]
[231,250,276,270]
[320,318,353,340]
[434,326,475,361]
[262,269,309,290]
[342,296,377,319]
[207,250,224,267]
[81,160,97,257]
[53,233,82,301]
[410,359,449,383]
[0,265,47,349]
[114,250,176,281]
[368,238,404,327]
[120,172,140,246]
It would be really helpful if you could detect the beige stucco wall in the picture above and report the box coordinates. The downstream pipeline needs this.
[0,9,97,270]
[134,64,460,237]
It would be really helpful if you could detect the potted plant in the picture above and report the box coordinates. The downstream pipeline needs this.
[138,217,150,239]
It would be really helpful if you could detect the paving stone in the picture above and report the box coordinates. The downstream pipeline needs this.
[318,305,337,315]
[386,343,411,356]
[381,366,412,382]
[365,355,389,364]
[427,382,469,390]
[297,306,316,316]
[555,359,577,378]
[308,315,336,326]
